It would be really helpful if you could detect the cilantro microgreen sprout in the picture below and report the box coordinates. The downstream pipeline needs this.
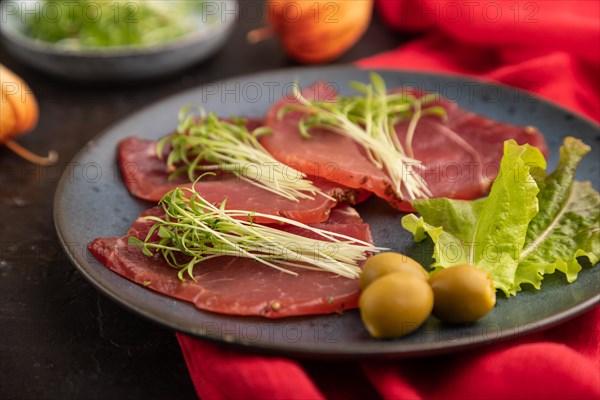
[129,181,384,281]
[281,73,447,200]
[157,108,332,202]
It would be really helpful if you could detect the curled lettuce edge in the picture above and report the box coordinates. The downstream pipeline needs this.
[401,137,599,297]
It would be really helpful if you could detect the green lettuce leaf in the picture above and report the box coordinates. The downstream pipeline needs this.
[402,137,599,296]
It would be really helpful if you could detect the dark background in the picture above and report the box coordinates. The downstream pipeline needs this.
[0,2,410,399]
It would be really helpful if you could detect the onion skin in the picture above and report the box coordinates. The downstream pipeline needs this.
[1,92,18,142]
[0,64,39,143]
[266,0,374,64]
[1,64,57,165]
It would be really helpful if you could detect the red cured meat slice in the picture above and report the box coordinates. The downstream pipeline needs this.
[118,136,365,223]
[88,205,372,318]
[261,82,548,211]
[409,92,549,182]
[445,106,549,181]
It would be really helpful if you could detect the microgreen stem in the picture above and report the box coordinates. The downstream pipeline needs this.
[284,73,446,200]
[129,183,384,281]
[157,110,333,202]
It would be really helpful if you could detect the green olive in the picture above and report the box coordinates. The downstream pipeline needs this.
[428,264,496,324]
[359,252,428,290]
[359,272,434,339]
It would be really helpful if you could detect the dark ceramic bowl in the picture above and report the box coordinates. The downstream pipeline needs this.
[0,0,237,81]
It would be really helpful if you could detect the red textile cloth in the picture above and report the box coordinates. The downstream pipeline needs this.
[177,1,600,399]
[367,0,600,122]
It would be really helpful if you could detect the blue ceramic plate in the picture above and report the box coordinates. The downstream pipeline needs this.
[54,66,599,359]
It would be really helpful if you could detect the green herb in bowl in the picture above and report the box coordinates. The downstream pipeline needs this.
[24,0,213,49]
[0,0,236,80]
